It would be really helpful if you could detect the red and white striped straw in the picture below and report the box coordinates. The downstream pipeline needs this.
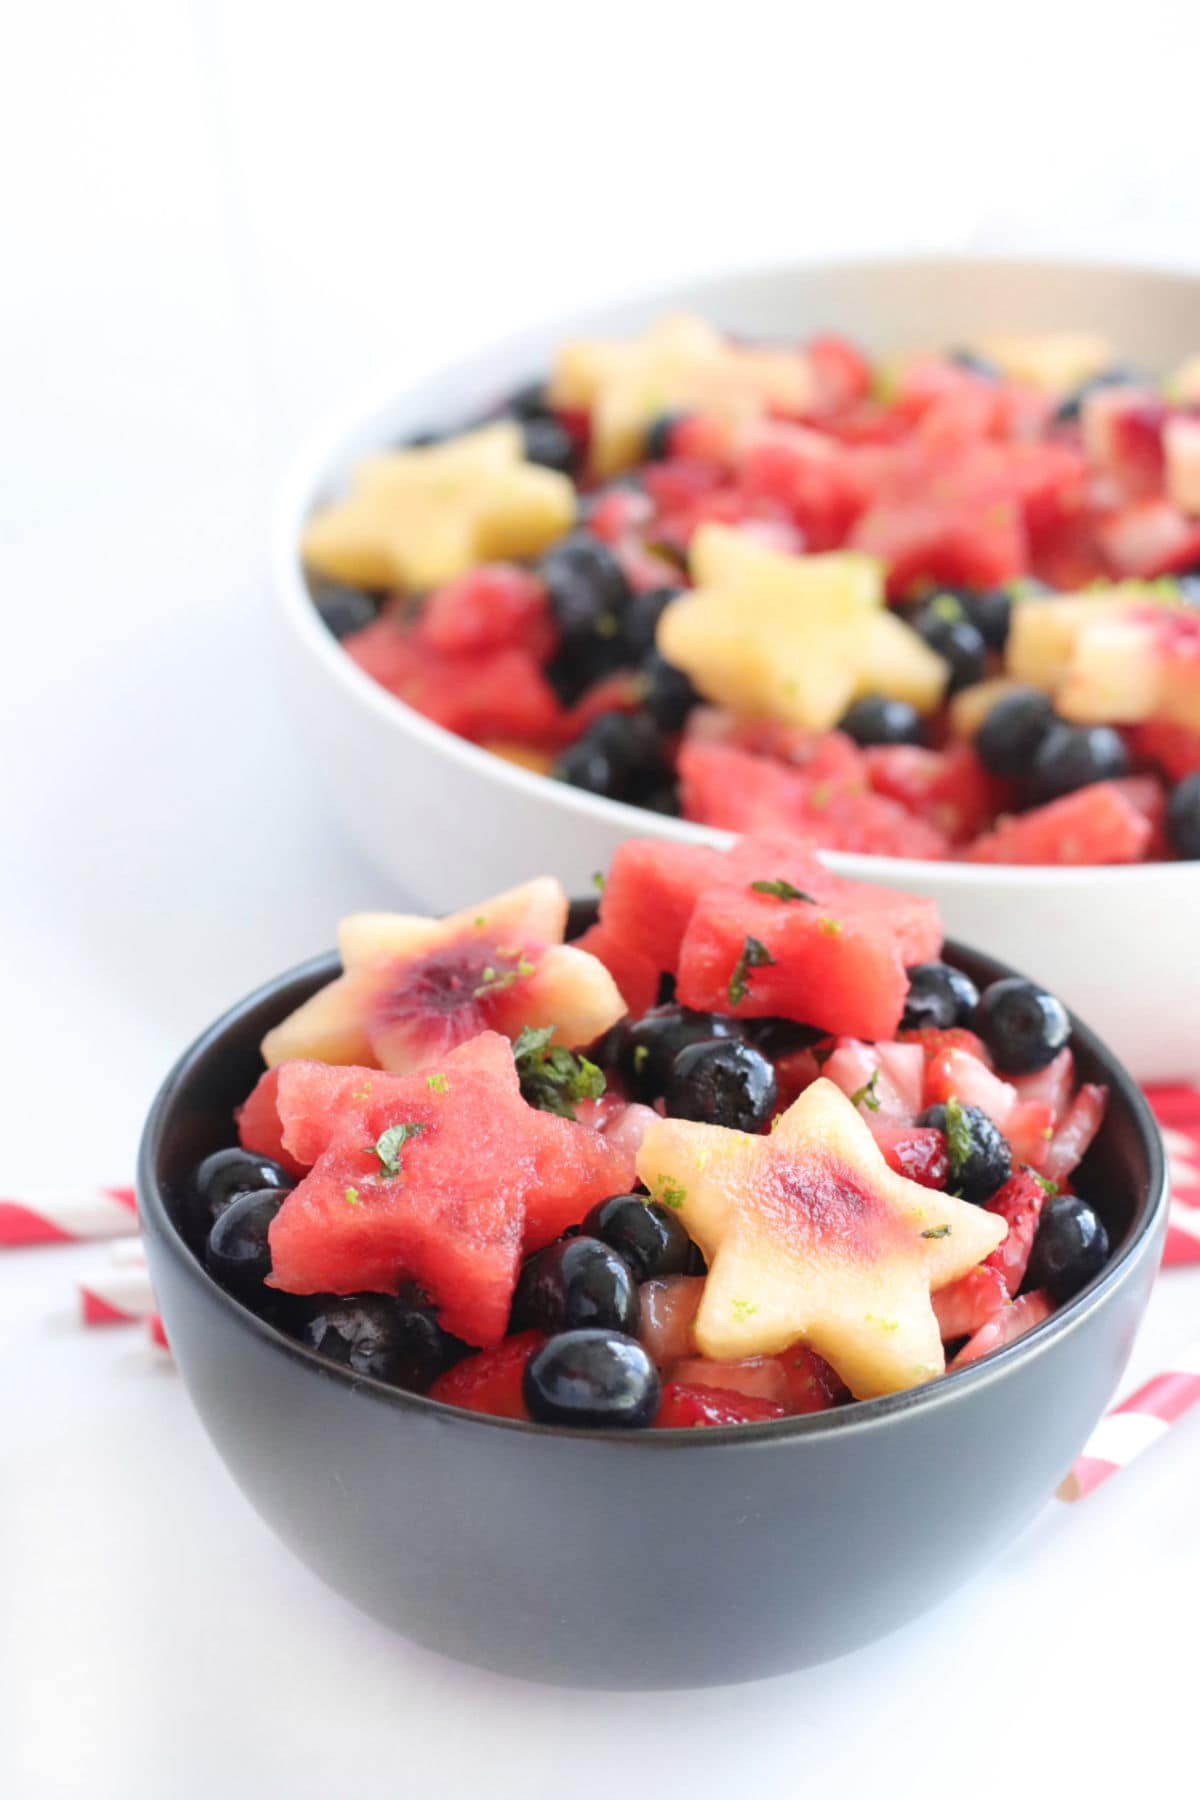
[78,1243,157,1326]
[0,1184,137,1247]
[1059,1339,1200,1500]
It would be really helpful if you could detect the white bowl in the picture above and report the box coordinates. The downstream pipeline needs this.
[272,254,1200,1085]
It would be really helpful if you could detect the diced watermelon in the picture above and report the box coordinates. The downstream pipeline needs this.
[982,1168,1048,1297]
[1041,1084,1108,1184]
[932,1263,1010,1341]
[583,486,655,544]
[235,1066,309,1179]
[598,837,729,975]
[417,564,555,660]
[863,742,996,844]
[655,1383,788,1428]
[678,741,950,858]
[1127,719,1200,781]
[806,334,874,412]
[967,782,1153,866]
[344,623,563,745]
[428,1330,544,1420]
[871,1122,949,1188]
[570,921,660,1018]
[951,1291,1054,1367]
[732,421,866,549]
[1112,775,1168,856]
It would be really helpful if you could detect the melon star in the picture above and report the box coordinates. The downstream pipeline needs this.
[260,877,625,1075]
[300,421,575,590]
[635,1078,1007,1399]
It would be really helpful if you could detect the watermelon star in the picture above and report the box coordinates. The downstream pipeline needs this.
[657,525,947,731]
[300,421,575,590]
[636,1077,1007,1399]
[261,877,625,1075]
[266,1032,637,1345]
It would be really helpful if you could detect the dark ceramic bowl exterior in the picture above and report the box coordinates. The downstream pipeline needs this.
[138,929,1166,1689]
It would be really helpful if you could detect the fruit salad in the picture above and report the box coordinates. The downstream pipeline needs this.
[184,833,1113,1429]
[301,317,1200,867]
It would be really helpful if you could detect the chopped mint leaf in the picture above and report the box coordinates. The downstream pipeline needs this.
[591,870,605,892]
[819,916,843,937]
[344,1186,360,1207]
[656,1176,687,1211]
[731,1298,757,1322]
[371,1121,427,1178]
[425,1072,449,1095]
[595,611,619,639]
[850,1069,881,1113]
[513,1024,606,1120]
[943,1095,973,1181]
[921,1224,951,1239]
[632,1044,650,1076]
[473,915,486,928]
[808,782,833,813]
[929,590,965,623]
[473,954,534,999]
[750,878,817,903]
[727,935,775,1006]
[1029,1169,1059,1196]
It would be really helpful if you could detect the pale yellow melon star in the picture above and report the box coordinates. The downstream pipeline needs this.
[300,421,575,590]
[635,1078,1007,1399]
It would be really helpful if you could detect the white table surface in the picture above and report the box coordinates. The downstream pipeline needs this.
[4,3,1200,1793]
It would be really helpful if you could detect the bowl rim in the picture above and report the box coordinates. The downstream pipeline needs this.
[137,930,1168,1448]
[271,248,1200,892]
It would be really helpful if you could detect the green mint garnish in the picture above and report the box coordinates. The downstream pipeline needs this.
[594,611,619,639]
[473,915,486,928]
[929,590,966,623]
[731,1298,758,1322]
[819,917,843,937]
[344,1186,360,1207]
[1029,1169,1059,1196]
[592,870,605,892]
[632,1044,650,1076]
[473,955,534,999]
[425,1072,449,1095]
[727,935,775,1006]
[942,1095,974,1186]
[656,1176,687,1211]
[921,1224,951,1239]
[513,1024,606,1120]
[750,879,817,904]
[849,1069,881,1113]
[370,1121,427,1178]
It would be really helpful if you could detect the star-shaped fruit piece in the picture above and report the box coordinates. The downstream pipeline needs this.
[300,422,575,590]
[548,313,815,477]
[266,1033,637,1344]
[260,878,624,1074]
[636,1078,1007,1399]
[656,525,947,730]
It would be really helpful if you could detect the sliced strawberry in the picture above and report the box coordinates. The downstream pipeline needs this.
[932,1264,1009,1341]
[1011,1047,1075,1124]
[428,1330,545,1419]
[773,1345,847,1413]
[983,1168,1048,1296]
[670,1355,791,1406]
[871,1121,949,1189]
[655,1382,788,1428]
[924,1046,1017,1128]
[1041,1084,1108,1184]
[899,1025,992,1067]
[1006,1100,1056,1170]
[951,1292,1054,1367]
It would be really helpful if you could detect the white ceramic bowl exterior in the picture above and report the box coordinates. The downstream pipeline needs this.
[273,256,1200,1084]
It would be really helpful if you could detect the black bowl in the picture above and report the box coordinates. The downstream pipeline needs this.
[138,926,1166,1689]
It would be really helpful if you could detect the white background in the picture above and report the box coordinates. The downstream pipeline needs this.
[3,3,1200,1794]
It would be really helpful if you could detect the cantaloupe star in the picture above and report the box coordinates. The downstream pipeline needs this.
[261,877,625,1075]
[548,313,815,477]
[656,524,948,732]
[300,421,575,590]
[636,1077,1007,1399]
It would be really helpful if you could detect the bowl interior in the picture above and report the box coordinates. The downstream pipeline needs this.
[144,912,1163,1419]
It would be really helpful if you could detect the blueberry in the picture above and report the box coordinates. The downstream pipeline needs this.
[838,694,924,747]
[523,1329,661,1429]
[302,1289,465,1388]
[1053,367,1140,426]
[743,1018,826,1059]
[912,595,987,693]
[190,1147,293,1232]
[947,349,1001,379]
[1167,772,1200,858]
[521,416,577,475]
[638,649,698,731]
[644,413,685,461]
[976,976,1071,1073]
[310,581,380,641]
[544,638,627,707]
[541,536,632,641]
[512,1237,640,1336]
[206,1188,286,1297]
[901,961,980,1031]
[635,781,681,817]
[1025,1193,1109,1302]
[665,1038,778,1133]
[552,710,665,800]
[1028,721,1130,804]
[502,379,550,421]
[582,1194,696,1282]
[916,1102,1011,1203]
[622,1005,741,1098]
[975,687,1057,778]
[620,586,680,661]
[960,587,1016,652]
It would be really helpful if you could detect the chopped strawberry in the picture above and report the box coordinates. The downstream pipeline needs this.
[1128,720,1200,781]
[900,1025,992,1068]
[1005,1100,1057,1169]
[924,1046,1017,1128]
[1011,1047,1075,1123]
[655,1383,788,1428]
[932,1264,1009,1341]
[1041,1084,1108,1184]
[871,1121,949,1188]
[428,1331,545,1420]
[584,486,655,543]
[773,1345,847,1413]
[417,564,555,660]
[670,1356,790,1406]
[983,1168,1048,1296]
[951,1292,1054,1367]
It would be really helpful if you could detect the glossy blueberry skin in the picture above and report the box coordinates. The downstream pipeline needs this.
[1167,772,1200,858]
[838,694,924,747]
[1052,367,1140,425]
[638,650,698,731]
[665,1038,778,1133]
[947,349,1001,379]
[541,536,632,641]
[553,710,664,800]
[977,977,1071,1074]
[1025,1194,1110,1302]
[916,1103,1012,1203]
[644,413,685,461]
[1027,721,1130,804]
[502,379,551,421]
[961,586,1022,652]
[512,1238,641,1337]
[620,587,680,661]
[912,600,987,694]
[191,1148,293,1233]
[581,1194,696,1282]
[975,687,1057,778]
[900,961,980,1032]
[310,581,380,641]
[206,1188,287,1297]
[521,416,577,475]
[523,1329,662,1429]
[301,1289,466,1389]
[621,1005,742,1099]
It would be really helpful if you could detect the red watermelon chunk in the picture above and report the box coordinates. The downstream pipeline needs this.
[1127,719,1200,781]
[428,1330,544,1420]
[597,837,729,975]
[235,1066,308,1178]
[863,742,997,844]
[266,1032,635,1345]
[416,564,555,660]
[967,782,1153,866]
[344,621,562,745]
